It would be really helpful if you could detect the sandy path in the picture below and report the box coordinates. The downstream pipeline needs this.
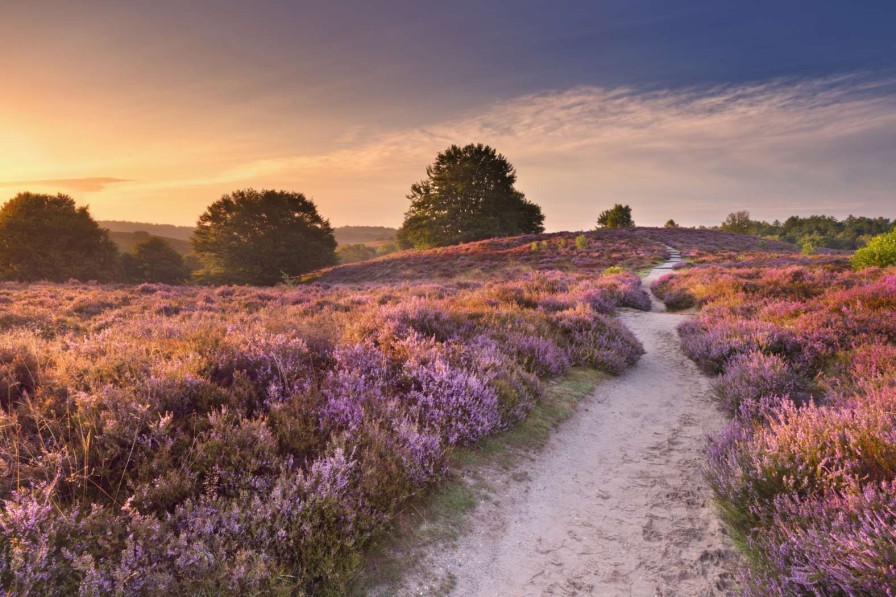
[416,251,738,596]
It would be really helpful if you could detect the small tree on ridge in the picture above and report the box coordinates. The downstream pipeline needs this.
[596,204,634,229]
[720,210,754,235]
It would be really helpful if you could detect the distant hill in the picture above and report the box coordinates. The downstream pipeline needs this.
[312,227,798,284]
[333,226,397,245]
[98,221,396,247]
[99,220,195,242]
[106,230,193,256]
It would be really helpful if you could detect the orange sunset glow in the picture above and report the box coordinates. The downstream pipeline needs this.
[2,2,894,230]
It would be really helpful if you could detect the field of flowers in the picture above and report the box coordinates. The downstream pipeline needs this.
[315,229,666,284]
[316,228,793,284]
[633,227,798,262]
[0,252,657,594]
[653,257,896,594]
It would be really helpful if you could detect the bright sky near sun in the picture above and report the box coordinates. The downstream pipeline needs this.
[1,0,895,229]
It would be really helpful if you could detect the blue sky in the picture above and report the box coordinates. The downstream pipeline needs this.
[1,0,894,228]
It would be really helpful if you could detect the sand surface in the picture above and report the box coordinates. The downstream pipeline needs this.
[395,251,738,596]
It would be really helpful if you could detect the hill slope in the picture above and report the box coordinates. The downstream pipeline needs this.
[99,220,195,241]
[313,227,797,284]
[106,231,193,256]
[99,220,396,247]
[332,226,397,245]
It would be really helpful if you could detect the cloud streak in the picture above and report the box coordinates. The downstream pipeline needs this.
[196,73,895,228]
[92,73,896,228]
[0,177,131,192]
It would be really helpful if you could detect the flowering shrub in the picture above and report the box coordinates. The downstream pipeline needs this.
[711,351,808,415]
[852,226,896,270]
[666,253,896,593]
[317,227,802,286]
[742,482,896,596]
[0,263,648,593]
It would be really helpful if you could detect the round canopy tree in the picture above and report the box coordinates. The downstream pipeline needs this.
[720,210,753,234]
[0,192,119,282]
[121,236,190,284]
[396,144,544,249]
[192,189,337,285]
[596,204,635,229]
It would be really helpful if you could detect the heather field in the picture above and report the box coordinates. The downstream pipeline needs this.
[653,256,896,594]
[0,235,664,594]
[312,227,786,284]
[4,226,892,595]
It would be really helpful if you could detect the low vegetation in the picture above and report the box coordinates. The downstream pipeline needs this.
[315,230,666,284]
[851,225,896,270]
[0,250,655,593]
[652,254,896,594]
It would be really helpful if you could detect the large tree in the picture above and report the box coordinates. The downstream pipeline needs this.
[396,144,544,249]
[0,192,119,282]
[192,189,337,285]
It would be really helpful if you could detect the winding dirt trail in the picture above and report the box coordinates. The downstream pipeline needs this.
[409,252,738,596]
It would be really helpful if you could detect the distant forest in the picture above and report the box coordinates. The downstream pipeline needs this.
[98,220,195,241]
[99,221,397,248]
[717,213,894,251]
[331,226,396,245]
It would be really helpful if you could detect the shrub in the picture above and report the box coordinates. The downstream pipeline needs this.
[596,204,634,229]
[711,351,808,414]
[651,273,696,311]
[852,226,896,270]
[741,482,896,595]
[673,253,896,592]
[121,236,190,284]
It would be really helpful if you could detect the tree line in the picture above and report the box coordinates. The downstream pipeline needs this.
[2,144,893,286]
[0,144,542,285]
[719,210,893,251]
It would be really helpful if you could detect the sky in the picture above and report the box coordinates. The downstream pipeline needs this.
[1,0,895,230]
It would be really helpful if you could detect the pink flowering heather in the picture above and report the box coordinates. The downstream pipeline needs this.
[670,253,896,594]
[742,482,896,596]
[0,253,649,593]
[711,351,809,415]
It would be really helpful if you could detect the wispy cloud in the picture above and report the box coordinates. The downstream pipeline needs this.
[0,177,131,192]
[130,73,896,227]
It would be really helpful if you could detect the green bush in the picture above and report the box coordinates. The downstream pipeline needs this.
[852,227,896,270]
[574,235,588,250]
